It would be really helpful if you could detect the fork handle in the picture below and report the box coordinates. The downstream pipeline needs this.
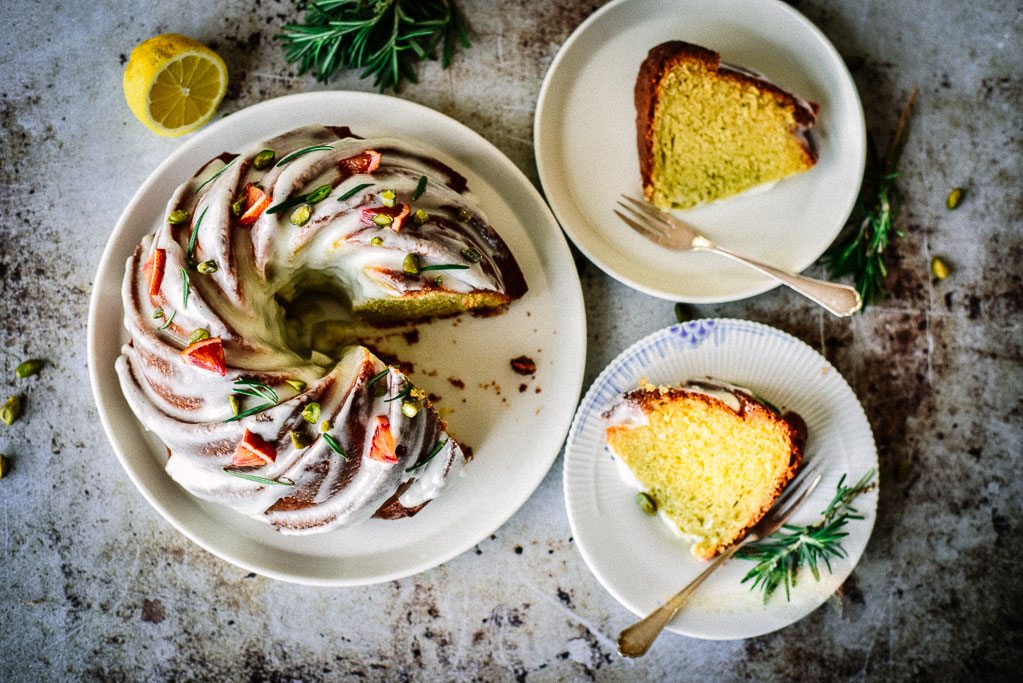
[617,542,746,658]
[701,242,862,316]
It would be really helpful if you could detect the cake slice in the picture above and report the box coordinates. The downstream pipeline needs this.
[603,379,803,560]
[635,41,819,210]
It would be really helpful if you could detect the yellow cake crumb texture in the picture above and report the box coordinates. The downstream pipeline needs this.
[606,389,800,560]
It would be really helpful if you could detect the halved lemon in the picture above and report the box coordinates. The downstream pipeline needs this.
[123,33,228,137]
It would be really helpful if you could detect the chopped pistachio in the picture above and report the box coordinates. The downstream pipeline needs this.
[188,329,210,344]
[15,359,45,378]
[636,492,657,516]
[401,398,421,418]
[460,246,482,263]
[285,379,307,392]
[402,253,421,275]
[372,213,393,227]
[167,209,190,224]
[231,195,246,217]
[412,209,429,226]
[457,208,472,222]
[152,307,164,319]
[290,204,312,227]
[228,395,240,416]
[434,275,444,286]
[946,187,964,210]
[379,189,397,207]
[302,402,321,424]
[319,419,332,433]
[371,236,384,246]
[931,256,951,279]
[252,149,276,170]
[290,429,313,449]
[1,396,20,426]
[196,260,219,274]
[674,302,693,323]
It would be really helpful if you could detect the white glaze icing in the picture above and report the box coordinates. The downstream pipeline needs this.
[116,125,525,533]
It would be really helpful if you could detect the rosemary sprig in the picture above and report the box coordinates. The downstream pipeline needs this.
[157,309,176,330]
[419,264,469,272]
[275,144,335,168]
[180,267,190,308]
[368,367,391,385]
[322,432,350,459]
[222,378,280,423]
[736,469,877,603]
[406,438,446,472]
[222,403,276,423]
[412,175,427,201]
[233,378,279,404]
[222,468,294,486]
[277,0,471,92]
[383,383,412,402]
[186,205,208,261]
[195,158,237,194]
[338,182,374,202]
[825,89,918,307]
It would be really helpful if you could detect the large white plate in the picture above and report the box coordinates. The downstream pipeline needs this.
[564,319,877,640]
[534,0,866,303]
[88,92,586,586]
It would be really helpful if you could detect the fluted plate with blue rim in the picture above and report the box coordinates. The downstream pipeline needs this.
[563,319,878,639]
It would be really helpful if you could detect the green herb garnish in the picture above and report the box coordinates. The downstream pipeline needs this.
[186,205,208,262]
[195,158,237,193]
[233,378,279,405]
[406,439,447,472]
[221,468,294,486]
[222,402,276,423]
[368,367,390,386]
[277,0,471,93]
[736,469,876,603]
[337,183,373,202]
[825,89,917,308]
[157,310,176,330]
[180,267,190,308]
[266,195,307,215]
[322,432,349,459]
[412,175,427,201]
[384,383,412,402]
[275,144,334,168]
[419,264,469,272]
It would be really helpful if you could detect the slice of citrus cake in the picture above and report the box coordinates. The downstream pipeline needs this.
[603,379,803,560]
[635,40,819,210]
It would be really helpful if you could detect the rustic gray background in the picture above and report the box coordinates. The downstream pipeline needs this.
[2,0,1021,680]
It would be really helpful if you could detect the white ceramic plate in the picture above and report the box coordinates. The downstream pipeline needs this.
[534,0,866,303]
[88,92,586,586]
[564,319,877,639]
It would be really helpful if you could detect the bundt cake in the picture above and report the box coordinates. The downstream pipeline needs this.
[115,124,527,532]
[603,379,803,560]
[635,41,820,210]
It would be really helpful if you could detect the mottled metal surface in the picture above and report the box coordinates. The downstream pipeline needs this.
[1,0,1021,680]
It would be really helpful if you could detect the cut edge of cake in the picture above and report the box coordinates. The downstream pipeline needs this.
[603,378,804,560]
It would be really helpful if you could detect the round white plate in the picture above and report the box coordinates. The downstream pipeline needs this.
[88,92,586,586]
[534,0,866,303]
[564,319,877,640]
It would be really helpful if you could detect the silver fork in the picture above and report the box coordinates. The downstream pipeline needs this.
[614,196,862,316]
[616,460,824,658]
